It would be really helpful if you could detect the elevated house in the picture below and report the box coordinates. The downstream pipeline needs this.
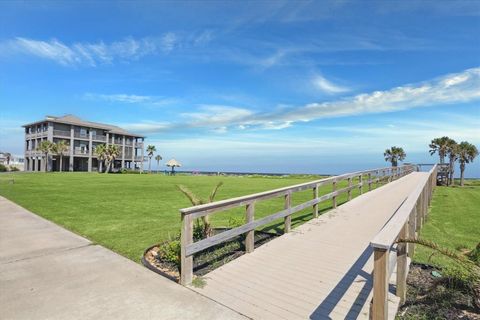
[23,115,145,172]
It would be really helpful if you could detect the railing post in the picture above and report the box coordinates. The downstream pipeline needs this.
[347,177,352,201]
[284,192,292,233]
[180,213,193,285]
[372,248,389,320]
[407,208,416,258]
[396,223,408,304]
[332,180,337,209]
[416,193,423,231]
[313,184,319,218]
[245,202,255,253]
[359,175,363,194]
[368,173,372,191]
[423,187,427,220]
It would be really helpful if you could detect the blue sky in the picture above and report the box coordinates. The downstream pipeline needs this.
[0,1,479,176]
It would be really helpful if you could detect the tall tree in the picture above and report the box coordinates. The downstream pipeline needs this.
[457,142,479,186]
[53,141,69,172]
[429,136,451,164]
[155,154,162,173]
[104,145,120,173]
[384,146,406,167]
[37,140,54,172]
[146,145,156,173]
[446,139,458,186]
[95,144,107,173]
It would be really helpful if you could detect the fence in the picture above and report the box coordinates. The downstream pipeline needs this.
[370,164,437,319]
[179,165,417,285]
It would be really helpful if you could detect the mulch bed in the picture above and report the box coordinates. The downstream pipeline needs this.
[397,264,480,320]
[143,229,279,282]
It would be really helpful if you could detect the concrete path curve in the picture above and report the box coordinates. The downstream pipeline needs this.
[0,196,246,320]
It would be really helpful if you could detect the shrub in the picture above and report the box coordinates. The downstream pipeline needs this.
[9,166,19,172]
[119,169,140,174]
[0,164,7,172]
[157,239,181,271]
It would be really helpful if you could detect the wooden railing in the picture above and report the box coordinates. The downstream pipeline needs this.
[370,164,437,319]
[179,165,417,285]
[53,130,70,137]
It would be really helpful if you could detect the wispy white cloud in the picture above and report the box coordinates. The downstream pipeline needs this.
[181,105,254,127]
[2,34,182,66]
[254,67,480,128]
[83,93,179,106]
[122,67,480,134]
[121,121,172,133]
[312,74,350,94]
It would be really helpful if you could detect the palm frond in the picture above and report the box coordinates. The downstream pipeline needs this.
[177,185,203,206]
[209,182,224,203]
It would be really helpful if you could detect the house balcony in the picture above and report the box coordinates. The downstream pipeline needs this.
[74,132,89,140]
[26,131,48,139]
[53,130,70,138]
[93,135,107,142]
[74,148,89,156]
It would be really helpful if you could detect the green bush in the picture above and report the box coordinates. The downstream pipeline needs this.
[468,242,480,265]
[442,264,478,290]
[0,164,7,172]
[119,169,140,174]
[157,240,181,270]
[9,166,19,172]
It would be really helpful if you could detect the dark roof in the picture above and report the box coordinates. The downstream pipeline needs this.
[23,114,145,138]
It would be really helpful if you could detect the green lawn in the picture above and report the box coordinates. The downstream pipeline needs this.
[414,179,480,267]
[0,172,372,262]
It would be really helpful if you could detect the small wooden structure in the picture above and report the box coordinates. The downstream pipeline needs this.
[166,159,181,175]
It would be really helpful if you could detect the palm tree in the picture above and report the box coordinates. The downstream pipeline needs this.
[155,154,162,173]
[457,141,479,186]
[37,140,54,172]
[54,141,69,172]
[177,182,223,238]
[429,136,451,164]
[384,146,406,167]
[104,145,120,173]
[95,144,107,173]
[446,139,458,186]
[146,145,156,173]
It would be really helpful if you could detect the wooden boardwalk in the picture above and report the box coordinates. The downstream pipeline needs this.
[190,172,430,320]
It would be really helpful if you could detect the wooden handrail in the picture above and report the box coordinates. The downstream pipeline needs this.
[370,164,438,319]
[180,166,413,217]
[179,165,417,285]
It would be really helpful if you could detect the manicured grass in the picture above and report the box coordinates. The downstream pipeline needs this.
[414,179,480,267]
[0,172,373,262]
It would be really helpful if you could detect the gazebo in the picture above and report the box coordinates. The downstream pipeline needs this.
[166,159,181,175]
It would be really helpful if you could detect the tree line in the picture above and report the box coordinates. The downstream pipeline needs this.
[36,141,163,173]
[383,137,478,186]
[429,137,478,186]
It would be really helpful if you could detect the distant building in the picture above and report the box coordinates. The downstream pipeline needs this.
[0,152,24,170]
[23,115,145,172]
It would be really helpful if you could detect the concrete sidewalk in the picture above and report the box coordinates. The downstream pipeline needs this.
[0,196,246,320]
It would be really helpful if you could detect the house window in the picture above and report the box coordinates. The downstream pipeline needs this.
[80,128,87,138]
